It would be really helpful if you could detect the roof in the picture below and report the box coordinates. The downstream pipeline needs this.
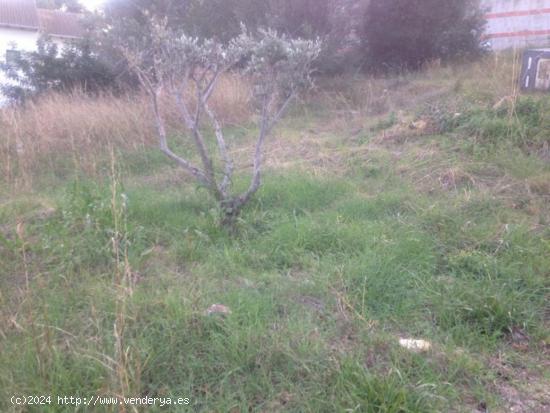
[0,0,39,30]
[0,0,83,38]
[37,9,83,38]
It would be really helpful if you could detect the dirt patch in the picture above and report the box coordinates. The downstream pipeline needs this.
[295,295,326,314]
[489,355,550,412]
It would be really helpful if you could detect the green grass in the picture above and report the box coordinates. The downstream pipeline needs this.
[2,158,548,411]
[2,64,550,411]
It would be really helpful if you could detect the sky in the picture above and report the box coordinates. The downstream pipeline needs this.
[81,0,105,11]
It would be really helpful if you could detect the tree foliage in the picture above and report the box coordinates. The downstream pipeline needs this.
[361,0,486,70]
[0,37,118,103]
[101,0,333,42]
[99,0,344,72]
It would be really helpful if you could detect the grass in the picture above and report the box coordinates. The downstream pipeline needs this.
[1,53,550,412]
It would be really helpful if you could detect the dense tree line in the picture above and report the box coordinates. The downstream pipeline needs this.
[1,0,486,101]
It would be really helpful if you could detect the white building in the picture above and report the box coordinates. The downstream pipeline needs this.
[483,0,550,50]
[0,0,82,98]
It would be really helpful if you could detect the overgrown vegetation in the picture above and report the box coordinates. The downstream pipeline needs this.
[1,53,549,411]
[449,96,550,153]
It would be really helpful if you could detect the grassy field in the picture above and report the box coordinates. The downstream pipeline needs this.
[1,54,549,412]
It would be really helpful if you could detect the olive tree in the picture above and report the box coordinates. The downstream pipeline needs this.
[120,22,320,226]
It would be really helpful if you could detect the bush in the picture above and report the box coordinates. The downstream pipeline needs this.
[0,37,118,103]
[361,0,486,71]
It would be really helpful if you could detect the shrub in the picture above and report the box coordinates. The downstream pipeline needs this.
[0,37,118,103]
[360,0,486,71]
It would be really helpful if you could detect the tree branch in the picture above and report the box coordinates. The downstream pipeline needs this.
[170,72,194,129]
[202,68,223,104]
[149,86,210,186]
[233,92,270,209]
[204,102,233,196]
[171,78,219,198]
[266,92,296,135]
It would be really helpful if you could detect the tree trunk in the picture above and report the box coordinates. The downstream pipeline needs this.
[220,197,243,228]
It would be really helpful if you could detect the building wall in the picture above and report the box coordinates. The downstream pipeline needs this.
[0,26,39,54]
[483,0,550,50]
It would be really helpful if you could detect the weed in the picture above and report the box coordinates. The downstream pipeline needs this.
[451,96,550,152]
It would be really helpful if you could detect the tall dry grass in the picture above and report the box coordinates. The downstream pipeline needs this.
[0,53,521,189]
[0,75,252,188]
[313,51,520,116]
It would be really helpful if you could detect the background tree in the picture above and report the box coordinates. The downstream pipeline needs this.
[120,22,320,226]
[98,0,345,73]
[181,0,269,41]
[0,37,118,103]
[268,0,331,38]
[315,0,367,73]
[361,0,486,71]
[100,0,331,42]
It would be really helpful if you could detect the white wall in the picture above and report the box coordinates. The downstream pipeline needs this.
[0,27,39,54]
[483,0,550,50]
